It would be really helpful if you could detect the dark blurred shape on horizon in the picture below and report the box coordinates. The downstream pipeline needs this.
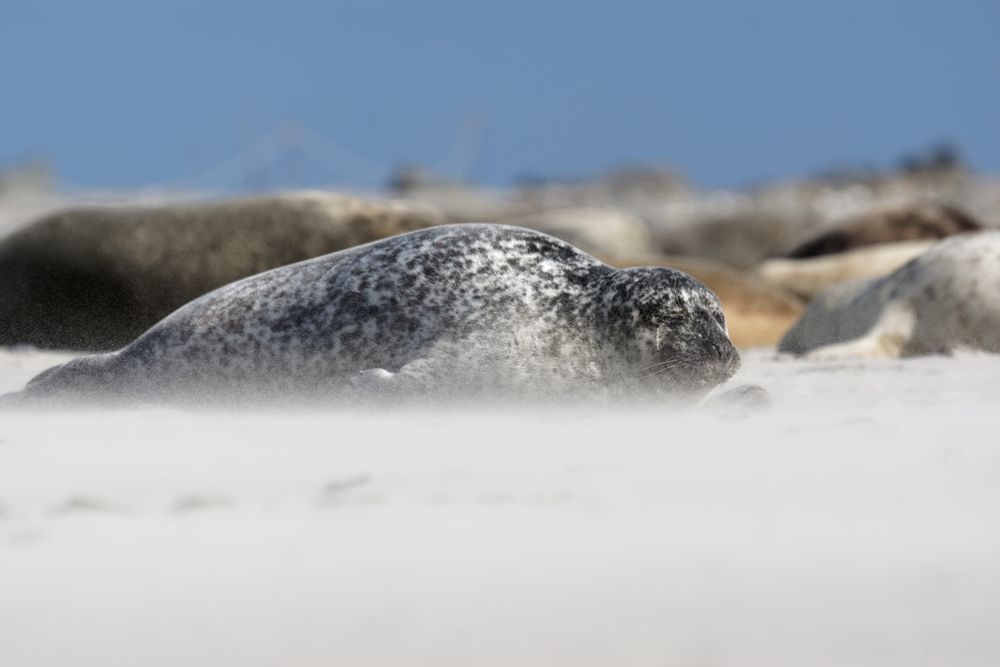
[898,143,965,177]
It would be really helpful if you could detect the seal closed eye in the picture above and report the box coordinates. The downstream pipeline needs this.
[9,224,741,406]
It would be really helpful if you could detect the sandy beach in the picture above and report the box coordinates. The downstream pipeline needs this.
[2,348,999,666]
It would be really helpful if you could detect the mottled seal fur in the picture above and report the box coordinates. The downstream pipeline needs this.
[602,254,804,348]
[9,225,741,407]
[0,192,443,351]
[784,201,982,259]
[779,232,1000,358]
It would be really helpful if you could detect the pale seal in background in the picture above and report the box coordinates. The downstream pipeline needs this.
[9,225,741,407]
[756,239,937,301]
[779,232,1000,358]
[0,192,443,351]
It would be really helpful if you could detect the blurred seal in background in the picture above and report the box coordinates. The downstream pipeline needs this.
[779,232,1000,358]
[757,202,984,299]
[783,201,982,259]
[0,192,443,351]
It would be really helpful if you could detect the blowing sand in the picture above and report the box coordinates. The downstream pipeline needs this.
[1,347,999,666]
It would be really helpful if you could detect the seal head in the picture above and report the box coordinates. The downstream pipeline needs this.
[594,267,739,395]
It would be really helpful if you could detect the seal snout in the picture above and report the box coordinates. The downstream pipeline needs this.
[710,337,741,382]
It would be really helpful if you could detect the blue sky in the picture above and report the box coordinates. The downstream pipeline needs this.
[2,1,998,191]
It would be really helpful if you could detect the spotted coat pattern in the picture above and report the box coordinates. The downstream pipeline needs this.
[18,225,739,404]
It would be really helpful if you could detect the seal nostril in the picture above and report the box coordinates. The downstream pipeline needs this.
[727,347,742,373]
[711,340,740,375]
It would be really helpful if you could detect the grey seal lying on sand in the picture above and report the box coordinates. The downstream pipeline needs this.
[8,225,749,407]
[780,232,1000,358]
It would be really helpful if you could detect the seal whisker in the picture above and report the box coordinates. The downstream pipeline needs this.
[634,358,695,380]
[634,358,686,373]
[634,352,716,383]
[693,384,721,409]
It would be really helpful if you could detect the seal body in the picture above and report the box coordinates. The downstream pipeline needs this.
[12,225,740,406]
[779,232,1000,358]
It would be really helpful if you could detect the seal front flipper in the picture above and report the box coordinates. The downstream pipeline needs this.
[348,359,436,399]
[805,332,906,361]
[700,383,771,419]
[804,299,916,361]
[349,368,397,392]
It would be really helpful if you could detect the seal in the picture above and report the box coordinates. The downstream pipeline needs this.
[757,239,937,301]
[779,232,1000,358]
[654,210,806,270]
[0,192,443,351]
[9,224,741,407]
[783,201,982,259]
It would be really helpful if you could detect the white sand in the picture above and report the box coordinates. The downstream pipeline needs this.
[1,348,999,666]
